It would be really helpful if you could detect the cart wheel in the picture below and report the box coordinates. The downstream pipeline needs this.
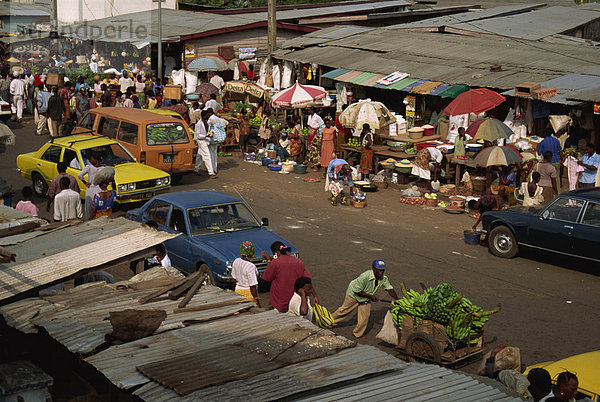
[405,332,441,363]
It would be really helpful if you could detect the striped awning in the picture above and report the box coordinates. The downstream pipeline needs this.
[321,68,350,79]
[439,84,470,98]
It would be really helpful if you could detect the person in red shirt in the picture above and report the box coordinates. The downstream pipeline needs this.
[261,241,318,312]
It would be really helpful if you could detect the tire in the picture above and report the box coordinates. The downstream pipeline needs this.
[31,172,48,197]
[405,332,441,363]
[488,225,519,258]
[196,264,216,286]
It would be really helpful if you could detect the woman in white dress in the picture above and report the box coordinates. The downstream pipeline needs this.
[521,171,544,206]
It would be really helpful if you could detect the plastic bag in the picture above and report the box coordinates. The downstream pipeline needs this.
[171,69,185,86]
[185,72,198,95]
[313,304,335,328]
[376,311,399,345]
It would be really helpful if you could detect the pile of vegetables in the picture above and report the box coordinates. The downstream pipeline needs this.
[399,197,425,205]
[234,102,252,111]
[391,283,499,345]
[347,138,361,147]
[249,116,263,127]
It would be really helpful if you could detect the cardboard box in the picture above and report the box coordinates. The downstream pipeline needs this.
[532,87,557,100]
[515,82,541,97]
[164,84,182,100]
[46,73,64,88]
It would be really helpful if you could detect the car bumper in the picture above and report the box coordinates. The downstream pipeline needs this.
[116,186,170,203]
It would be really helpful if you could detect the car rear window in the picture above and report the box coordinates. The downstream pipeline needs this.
[146,123,189,145]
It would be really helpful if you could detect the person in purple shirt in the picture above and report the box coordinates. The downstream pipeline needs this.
[537,129,563,193]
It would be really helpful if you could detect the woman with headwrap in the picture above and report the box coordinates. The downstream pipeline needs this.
[326,157,355,206]
[231,241,261,307]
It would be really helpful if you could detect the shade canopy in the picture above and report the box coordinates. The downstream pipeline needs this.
[339,99,396,130]
[443,88,505,116]
[473,146,522,167]
[188,56,229,72]
[466,118,513,141]
[271,82,327,107]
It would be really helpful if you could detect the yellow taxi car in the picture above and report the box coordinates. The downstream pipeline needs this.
[17,134,171,203]
[525,351,599,401]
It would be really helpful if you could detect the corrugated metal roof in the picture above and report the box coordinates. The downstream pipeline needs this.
[280,25,375,50]
[389,4,546,30]
[0,217,177,303]
[322,67,351,79]
[444,6,600,41]
[501,73,599,104]
[0,282,254,354]
[274,29,600,90]
[296,364,522,401]
[241,0,410,21]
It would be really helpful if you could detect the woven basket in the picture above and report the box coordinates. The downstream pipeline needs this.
[350,199,367,208]
[425,198,439,207]
[372,181,388,189]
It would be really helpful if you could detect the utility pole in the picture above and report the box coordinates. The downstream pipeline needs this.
[50,0,58,37]
[267,0,276,56]
[156,0,163,79]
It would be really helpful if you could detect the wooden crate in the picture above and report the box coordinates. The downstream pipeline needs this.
[532,87,557,100]
[46,73,64,88]
[164,84,182,100]
[515,82,540,97]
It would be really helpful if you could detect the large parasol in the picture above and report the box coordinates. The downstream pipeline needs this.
[443,88,505,116]
[271,82,327,107]
[466,118,513,141]
[473,146,522,167]
[195,82,219,98]
[188,56,229,72]
[339,99,396,130]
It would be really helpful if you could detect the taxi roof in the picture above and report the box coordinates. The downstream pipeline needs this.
[51,134,121,149]
[88,107,181,123]
[537,351,600,396]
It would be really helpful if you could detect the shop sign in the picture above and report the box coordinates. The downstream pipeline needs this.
[238,47,257,60]
[11,43,50,57]
[594,103,600,115]
[405,95,416,117]
[184,43,195,58]
[377,71,410,86]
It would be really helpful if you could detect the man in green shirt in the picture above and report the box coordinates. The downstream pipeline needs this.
[332,259,399,338]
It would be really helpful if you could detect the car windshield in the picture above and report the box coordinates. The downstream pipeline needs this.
[146,122,189,145]
[80,143,135,167]
[187,203,261,236]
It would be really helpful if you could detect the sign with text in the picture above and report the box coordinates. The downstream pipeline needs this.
[377,72,410,86]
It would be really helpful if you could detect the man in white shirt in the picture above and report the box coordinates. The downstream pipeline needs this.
[10,72,25,122]
[54,177,83,222]
[119,72,134,93]
[153,244,171,267]
[307,107,324,145]
[203,93,220,111]
[194,110,216,178]
[209,73,225,94]
[288,277,315,321]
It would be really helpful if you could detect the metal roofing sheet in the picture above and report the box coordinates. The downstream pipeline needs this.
[133,344,407,401]
[336,70,366,82]
[445,6,600,41]
[361,73,388,87]
[388,3,546,30]
[500,73,599,104]
[430,83,453,96]
[322,67,350,79]
[273,29,600,89]
[349,72,378,84]
[280,25,375,50]
[296,364,522,401]
[0,218,177,303]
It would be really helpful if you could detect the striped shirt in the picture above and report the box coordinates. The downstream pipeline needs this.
[231,258,258,289]
[537,136,561,164]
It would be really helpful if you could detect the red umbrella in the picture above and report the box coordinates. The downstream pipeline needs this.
[443,88,505,116]
[272,82,327,107]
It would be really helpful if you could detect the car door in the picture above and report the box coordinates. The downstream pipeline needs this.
[61,147,86,197]
[37,144,62,181]
[528,197,584,255]
[116,121,140,159]
[165,206,195,272]
[572,201,600,262]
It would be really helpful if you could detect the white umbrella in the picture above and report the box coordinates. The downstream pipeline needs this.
[339,99,396,130]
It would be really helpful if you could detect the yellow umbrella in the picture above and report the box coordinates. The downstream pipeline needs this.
[6,57,20,63]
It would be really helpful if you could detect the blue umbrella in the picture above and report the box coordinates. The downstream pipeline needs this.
[188,57,228,72]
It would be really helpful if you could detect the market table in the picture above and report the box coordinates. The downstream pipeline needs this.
[378,133,442,144]
[341,145,416,165]
[451,157,477,185]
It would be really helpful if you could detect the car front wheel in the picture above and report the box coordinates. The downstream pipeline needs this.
[32,172,48,197]
[488,225,518,258]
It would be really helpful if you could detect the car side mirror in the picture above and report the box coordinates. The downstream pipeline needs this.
[261,217,269,226]
[541,210,550,220]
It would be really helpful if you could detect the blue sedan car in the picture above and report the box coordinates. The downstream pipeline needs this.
[126,190,299,285]
[482,188,600,262]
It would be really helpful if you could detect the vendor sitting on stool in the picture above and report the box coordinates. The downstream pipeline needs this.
[327,157,355,206]
[411,146,445,191]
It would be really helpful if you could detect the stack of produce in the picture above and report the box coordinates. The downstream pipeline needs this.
[347,137,361,147]
[391,283,499,345]
[302,127,309,137]
[249,116,263,127]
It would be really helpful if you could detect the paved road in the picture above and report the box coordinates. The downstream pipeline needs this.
[3,118,599,373]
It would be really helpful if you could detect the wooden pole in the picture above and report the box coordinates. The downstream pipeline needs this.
[267,0,277,56]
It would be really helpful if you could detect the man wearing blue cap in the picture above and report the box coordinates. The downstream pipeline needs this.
[332,259,399,338]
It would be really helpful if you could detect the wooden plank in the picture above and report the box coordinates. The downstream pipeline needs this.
[174,299,251,314]
[178,275,204,309]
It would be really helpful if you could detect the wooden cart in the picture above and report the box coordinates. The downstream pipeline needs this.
[395,315,485,367]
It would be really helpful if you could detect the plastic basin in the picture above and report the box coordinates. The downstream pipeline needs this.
[294,164,307,174]
[464,230,483,245]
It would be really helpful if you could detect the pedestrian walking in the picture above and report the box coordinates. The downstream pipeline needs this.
[46,161,80,212]
[47,87,65,138]
[194,110,216,178]
[331,259,398,338]
[261,241,317,313]
[36,84,51,135]
[10,72,25,122]
[15,186,38,217]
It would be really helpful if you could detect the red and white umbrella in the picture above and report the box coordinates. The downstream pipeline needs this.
[271,82,327,107]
